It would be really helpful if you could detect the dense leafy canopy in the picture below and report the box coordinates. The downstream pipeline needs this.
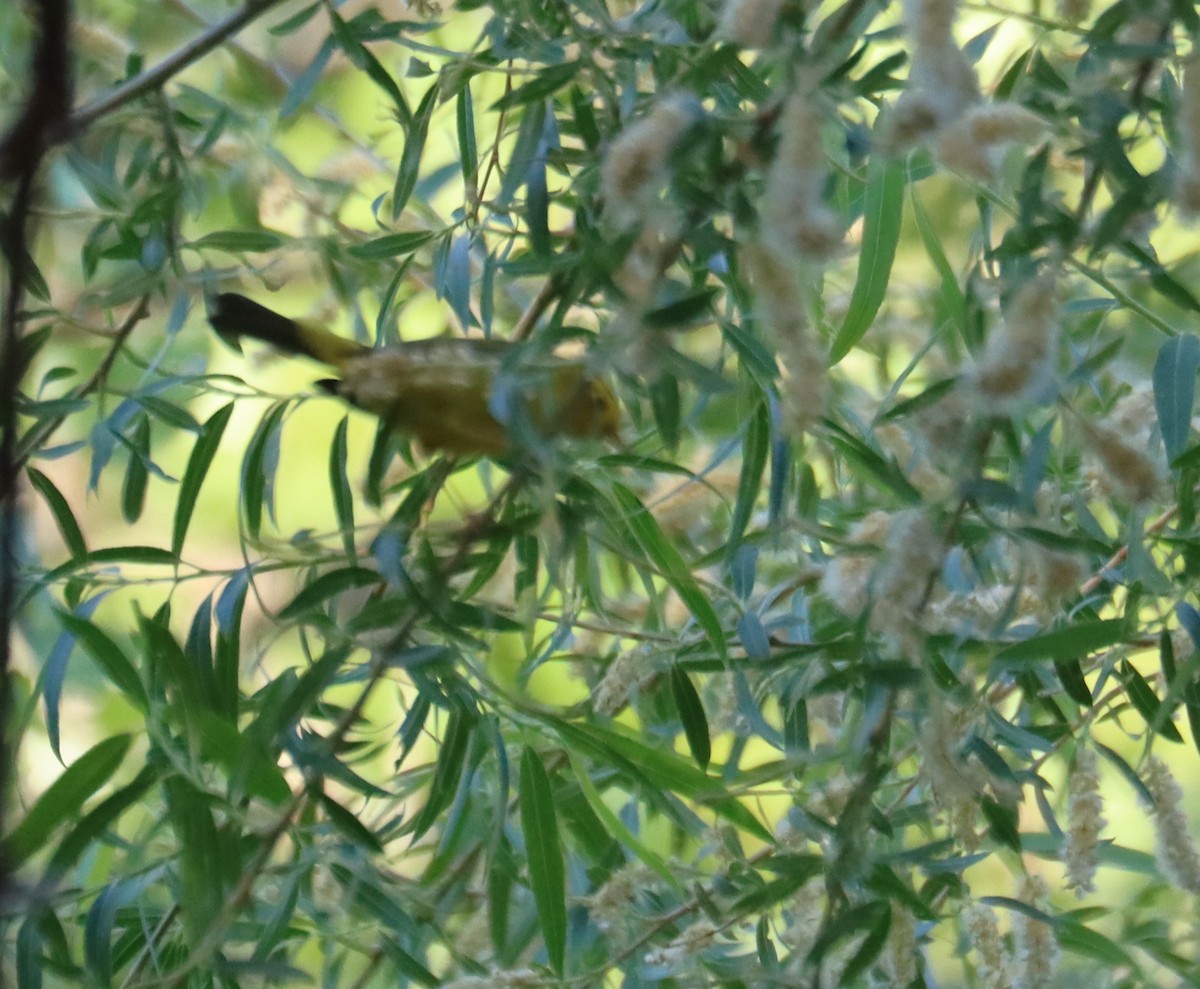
[6,0,1200,986]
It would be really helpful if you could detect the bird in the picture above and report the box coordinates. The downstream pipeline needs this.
[207,292,621,457]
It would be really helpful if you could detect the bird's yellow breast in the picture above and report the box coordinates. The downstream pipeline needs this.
[329,345,620,456]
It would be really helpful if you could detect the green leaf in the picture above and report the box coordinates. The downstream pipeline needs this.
[553,720,772,841]
[173,403,233,557]
[347,230,435,261]
[277,567,384,621]
[727,400,769,561]
[1121,660,1185,743]
[26,467,86,559]
[328,7,410,125]
[46,767,157,878]
[566,753,683,890]
[393,83,438,220]
[1056,919,1137,968]
[453,82,478,193]
[642,288,720,329]
[186,230,285,253]
[648,373,681,452]
[994,619,1128,664]
[608,482,727,660]
[519,747,566,975]
[670,664,711,770]
[163,777,227,941]
[319,792,384,853]
[1154,332,1200,461]
[491,62,581,110]
[5,734,131,866]
[241,400,289,538]
[55,613,148,712]
[120,414,151,524]
[1053,659,1093,706]
[409,701,474,840]
[830,158,905,364]
[909,182,967,345]
[329,416,356,561]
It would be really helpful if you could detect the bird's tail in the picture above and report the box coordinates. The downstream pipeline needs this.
[207,292,365,367]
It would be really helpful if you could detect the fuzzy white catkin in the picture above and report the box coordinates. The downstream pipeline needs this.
[869,508,944,653]
[820,510,892,617]
[919,696,986,850]
[601,95,697,229]
[1176,55,1200,214]
[886,0,980,148]
[717,0,785,48]
[1012,875,1059,989]
[937,103,1046,181]
[742,244,829,433]
[761,91,843,261]
[1142,756,1200,893]
[591,646,654,716]
[1082,419,1164,506]
[878,905,919,986]
[971,276,1059,408]
[964,902,1015,989]
[1064,746,1105,895]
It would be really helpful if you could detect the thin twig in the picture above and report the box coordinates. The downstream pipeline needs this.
[15,295,152,468]
[63,0,292,139]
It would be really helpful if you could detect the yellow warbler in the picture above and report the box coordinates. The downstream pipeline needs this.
[208,293,621,457]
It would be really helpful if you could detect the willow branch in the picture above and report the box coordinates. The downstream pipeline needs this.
[63,0,291,139]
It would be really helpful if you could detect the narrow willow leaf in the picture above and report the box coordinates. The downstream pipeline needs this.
[410,702,474,839]
[255,646,350,741]
[1056,919,1137,968]
[55,613,147,712]
[519,747,566,974]
[457,80,478,182]
[163,777,226,940]
[278,567,383,621]
[16,911,44,989]
[608,482,727,660]
[5,734,131,866]
[830,158,905,363]
[187,230,284,253]
[566,754,681,888]
[84,875,151,987]
[910,182,967,344]
[648,372,681,452]
[242,400,289,538]
[46,766,157,879]
[26,467,86,559]
[1053,659,1093,706]
[995,619,1128,663]
[727,400,769,562]
[44,595,106,759]
[347,230,434,261]
[393,83,437,219]
[173,403,233,557]
[554,720,772,841]
[1121,660,1184,743]
[1153,332,1200,460]
[365,419,397,507]
[319,792,384,853]
[491,62,581,110]
[329,416,356,561]
[120,414,151,523]
[328,6,410,124]
[670,664,711,770]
